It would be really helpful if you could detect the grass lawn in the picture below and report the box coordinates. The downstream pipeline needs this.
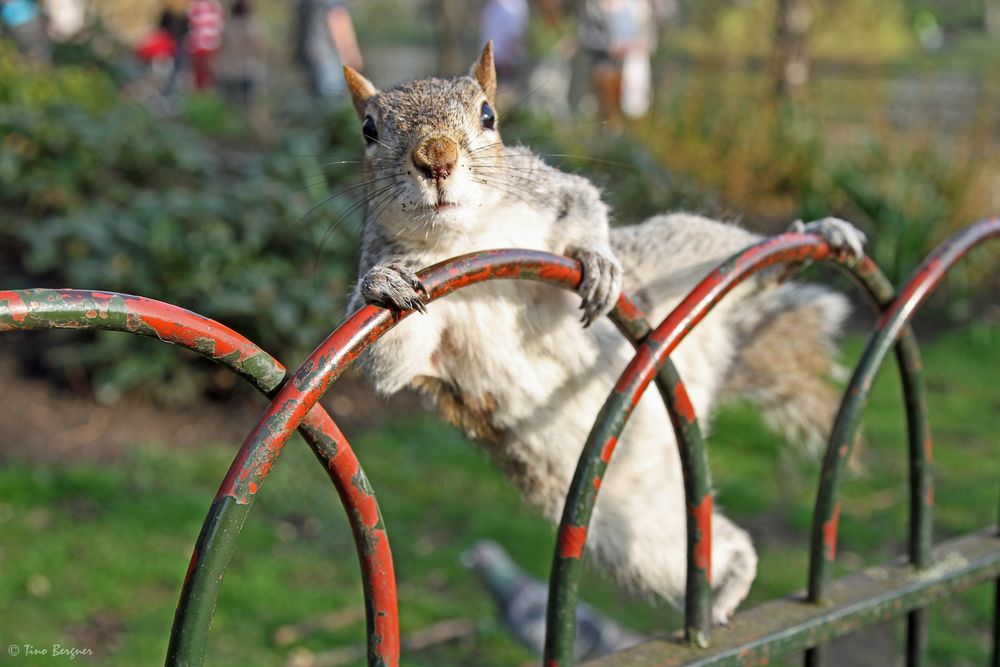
[0,325,996,666]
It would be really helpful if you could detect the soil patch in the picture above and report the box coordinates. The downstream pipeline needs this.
[0,350,422,464]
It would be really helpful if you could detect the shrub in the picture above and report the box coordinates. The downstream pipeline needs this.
[0,47,366,403]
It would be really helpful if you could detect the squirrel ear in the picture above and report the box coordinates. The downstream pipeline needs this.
[343,66,377,120]
[470,41,497,105]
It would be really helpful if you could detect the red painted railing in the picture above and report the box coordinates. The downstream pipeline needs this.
[1,220,997,667]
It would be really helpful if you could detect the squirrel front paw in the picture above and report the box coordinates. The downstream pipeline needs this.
[790,217,867,264]
[361,263,429,314]
[570,248,623,327]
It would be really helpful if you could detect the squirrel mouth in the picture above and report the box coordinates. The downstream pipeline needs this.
[432,193,458,213]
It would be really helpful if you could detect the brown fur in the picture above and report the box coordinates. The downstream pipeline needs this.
[470,41,496,105]
[724,304,844,454]
[407,376,551,498]
[409,375,504,445]
[343,65,377,119]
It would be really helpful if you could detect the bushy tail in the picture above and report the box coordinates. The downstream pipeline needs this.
[609,213,853,457]
[721,283,850,456]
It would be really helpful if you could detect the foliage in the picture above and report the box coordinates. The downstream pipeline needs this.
[903,0,991,30]
[820,141,978,285]
[2,40,996,402]
[618,69,995,293]
[674,0,916,61]
[0,47,367,403]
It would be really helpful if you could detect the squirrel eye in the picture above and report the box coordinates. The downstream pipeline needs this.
[362,116,378,145]
[480,102,496,130]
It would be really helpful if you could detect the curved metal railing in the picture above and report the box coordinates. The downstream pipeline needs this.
[0,290,399,666]
[542,233,928,665]
[2,219,997,667]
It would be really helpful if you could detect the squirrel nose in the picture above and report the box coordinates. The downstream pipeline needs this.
[412,136,458,181]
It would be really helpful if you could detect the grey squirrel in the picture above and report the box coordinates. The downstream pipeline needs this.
[343,43,865,623]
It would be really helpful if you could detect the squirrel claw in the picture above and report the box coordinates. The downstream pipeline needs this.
[387,262,430,298]
[361,263,429,314]
[405,296,427,314]
[790,217,867,264]
[571,248,623,328]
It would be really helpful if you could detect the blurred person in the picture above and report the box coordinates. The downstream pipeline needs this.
[216,0,266,109]
[158,0,190,94]
[569,0,656,122]
[610,0,654,118]
[293,0,363,99]
[45,0,85,40]
[135,20,178,87]
[480,0,529,89]
[0,0,51,64]
[187,0,225,91]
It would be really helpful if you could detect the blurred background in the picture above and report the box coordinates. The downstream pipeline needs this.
[0,1,998,665]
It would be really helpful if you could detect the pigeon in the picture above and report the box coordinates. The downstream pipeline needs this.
[462,540,645,660]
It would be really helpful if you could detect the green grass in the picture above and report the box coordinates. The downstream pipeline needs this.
[0,326,997,665]
[712,322,1000,665]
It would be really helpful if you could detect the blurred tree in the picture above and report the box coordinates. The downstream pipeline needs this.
[683,0,736,29]
[771,0,812,101]
[676,0,912,62]
[987,0,1000,33]
[901,0,990,30]
[430,0,468,75]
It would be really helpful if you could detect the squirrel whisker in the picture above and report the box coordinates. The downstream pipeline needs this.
[311,181,403,268]
[289,172,405,232]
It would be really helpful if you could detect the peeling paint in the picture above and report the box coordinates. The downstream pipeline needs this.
[558,524,588,560]
[673,380,697,424]
[690,495,713,584]
[823,503,842,562]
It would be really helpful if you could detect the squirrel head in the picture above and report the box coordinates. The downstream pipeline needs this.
[343,43,509,239]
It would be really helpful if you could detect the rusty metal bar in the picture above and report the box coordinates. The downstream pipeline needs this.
[544,338,714,654]
[543,232,912,666]
[168,251,593,666]
[994,576,999,667]
[807,218,1000,666]
[995,489,1000,667]
[167,248,709,665]
[608,302,714,646]
[899,318,932,667]
[0,290,285,392]
[804,255,933,667]
[657,364,714,647]
[905,610,929,667]
[0,289,399,667]
[584,530,1000,667]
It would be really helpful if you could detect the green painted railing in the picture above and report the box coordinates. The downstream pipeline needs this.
[1,219,997,667]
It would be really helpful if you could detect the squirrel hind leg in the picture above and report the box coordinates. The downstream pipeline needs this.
[584,489,757,623]
[709,513,758,624]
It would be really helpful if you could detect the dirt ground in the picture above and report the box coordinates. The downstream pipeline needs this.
[0,348,425,464]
